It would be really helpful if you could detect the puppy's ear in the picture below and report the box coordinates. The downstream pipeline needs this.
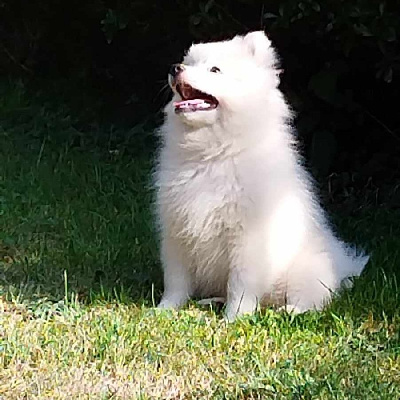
[242,31,274,67]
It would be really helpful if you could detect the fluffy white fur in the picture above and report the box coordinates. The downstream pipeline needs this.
[155,31,369,320]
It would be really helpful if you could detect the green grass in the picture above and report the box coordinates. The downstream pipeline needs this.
[0,83,399,399]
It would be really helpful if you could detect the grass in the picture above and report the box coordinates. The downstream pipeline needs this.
[0,82,399,399]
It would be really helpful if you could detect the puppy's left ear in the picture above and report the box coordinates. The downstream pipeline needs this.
[243,31,275,67]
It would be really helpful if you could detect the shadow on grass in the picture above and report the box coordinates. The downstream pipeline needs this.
[1,124,399,322]
[0,128,163,306]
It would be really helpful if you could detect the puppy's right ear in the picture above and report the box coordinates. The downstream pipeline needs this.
[242,31,275,68]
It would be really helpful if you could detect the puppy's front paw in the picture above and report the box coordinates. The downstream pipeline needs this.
[224,296,258,322]
[157,293,189,310]
[157,299,178,309]
[224,308,239,322]
[277,304,303,314]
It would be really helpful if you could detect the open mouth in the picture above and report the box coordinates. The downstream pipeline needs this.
[173,82,218,113]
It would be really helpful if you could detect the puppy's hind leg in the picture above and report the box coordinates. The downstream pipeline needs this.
[284,250,338,313]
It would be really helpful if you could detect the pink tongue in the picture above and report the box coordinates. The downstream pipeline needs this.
[174,99,204,107]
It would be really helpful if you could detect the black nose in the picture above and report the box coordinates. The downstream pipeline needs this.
[169,63,184,77]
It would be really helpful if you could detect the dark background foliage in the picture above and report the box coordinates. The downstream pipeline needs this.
[0,0,399,206]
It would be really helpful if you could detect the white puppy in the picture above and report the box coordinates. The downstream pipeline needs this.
[155,31,368,320]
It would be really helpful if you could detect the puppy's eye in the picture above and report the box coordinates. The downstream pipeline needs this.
[210,66,221,73]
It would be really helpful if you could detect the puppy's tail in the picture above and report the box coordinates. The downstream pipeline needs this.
[336,243,369,288]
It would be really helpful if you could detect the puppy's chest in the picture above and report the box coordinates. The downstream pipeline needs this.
[161,162,244,242]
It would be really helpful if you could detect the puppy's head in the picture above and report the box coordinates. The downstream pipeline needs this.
[166,31,280,127]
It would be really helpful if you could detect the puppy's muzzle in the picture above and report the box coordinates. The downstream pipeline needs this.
[169,64,185,78]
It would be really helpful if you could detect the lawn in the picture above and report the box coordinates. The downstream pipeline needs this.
[0,84,399,399]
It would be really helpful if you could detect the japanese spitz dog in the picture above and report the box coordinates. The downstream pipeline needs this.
[155,31,368,320]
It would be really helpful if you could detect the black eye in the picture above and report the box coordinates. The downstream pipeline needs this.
[210,66,221,73]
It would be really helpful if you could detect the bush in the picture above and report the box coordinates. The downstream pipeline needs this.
[0,0,399,176]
